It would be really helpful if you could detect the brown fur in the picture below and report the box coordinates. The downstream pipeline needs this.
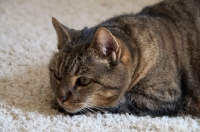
[49,0,200,116]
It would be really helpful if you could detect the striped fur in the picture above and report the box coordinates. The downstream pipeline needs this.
[50,0,200,116]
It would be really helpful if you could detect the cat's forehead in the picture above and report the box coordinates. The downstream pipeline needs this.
[56,46,91,75]
[71,28,95,46]
[60,28,96,57]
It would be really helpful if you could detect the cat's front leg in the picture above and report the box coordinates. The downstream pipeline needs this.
[125,77,184,116]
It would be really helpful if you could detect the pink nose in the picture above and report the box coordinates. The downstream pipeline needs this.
[57,91,72,103]
[58,96,67,103]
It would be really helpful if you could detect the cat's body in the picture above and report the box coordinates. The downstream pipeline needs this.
[50,0,200,116]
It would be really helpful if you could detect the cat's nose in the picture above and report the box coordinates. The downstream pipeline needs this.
[58,96,68,104]
[58,90,71,104]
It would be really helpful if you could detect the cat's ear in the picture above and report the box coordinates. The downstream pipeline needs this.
[52,17,76,50]
[93,27,121,62]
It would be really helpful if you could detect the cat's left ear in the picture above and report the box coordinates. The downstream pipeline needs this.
[52,17,77,50]
[93,27,121,62]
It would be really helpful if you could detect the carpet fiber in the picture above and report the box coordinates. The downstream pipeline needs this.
[0,0,200,131]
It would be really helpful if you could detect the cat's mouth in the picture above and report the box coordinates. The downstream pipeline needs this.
[56,98,111,114]
[62,107,83,114]
[56,98,87,114]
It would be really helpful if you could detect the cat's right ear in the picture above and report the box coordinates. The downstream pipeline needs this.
[52,17,74,50]
[92,27,121,62]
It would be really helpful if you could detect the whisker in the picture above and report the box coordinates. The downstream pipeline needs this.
[80,97,110,114]
[84,109,89,114]
[86,103,108,113]
[87,108,97,113]
[79,109,85,115]
[93,107,108,113]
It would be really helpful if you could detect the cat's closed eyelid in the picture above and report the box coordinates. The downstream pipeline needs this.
[54,71,62,81]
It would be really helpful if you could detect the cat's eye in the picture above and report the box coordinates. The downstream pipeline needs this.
[77,77,92,86]
[54,71,62,81]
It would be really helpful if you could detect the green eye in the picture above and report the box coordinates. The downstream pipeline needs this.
[54,71,62,81]
[77,77,92,86]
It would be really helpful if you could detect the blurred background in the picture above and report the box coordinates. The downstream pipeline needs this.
[0,0,162,67]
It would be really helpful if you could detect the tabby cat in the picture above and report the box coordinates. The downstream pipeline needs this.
[49,0,200,116]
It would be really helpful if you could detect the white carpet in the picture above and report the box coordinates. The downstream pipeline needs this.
[0,0,200,131]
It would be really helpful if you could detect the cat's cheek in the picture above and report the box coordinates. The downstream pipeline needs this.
[89,90,120,108]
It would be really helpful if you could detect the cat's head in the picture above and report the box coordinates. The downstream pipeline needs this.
[49,17,132,114]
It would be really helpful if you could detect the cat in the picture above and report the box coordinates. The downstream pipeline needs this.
[49,0,200,117]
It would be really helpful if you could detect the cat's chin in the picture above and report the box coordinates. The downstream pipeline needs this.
[57,102,107,115]
[57,101,84,114]
[62,107,83,114]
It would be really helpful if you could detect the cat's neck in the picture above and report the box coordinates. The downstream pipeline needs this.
[128,23,160,90]
[109,17,161,91]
